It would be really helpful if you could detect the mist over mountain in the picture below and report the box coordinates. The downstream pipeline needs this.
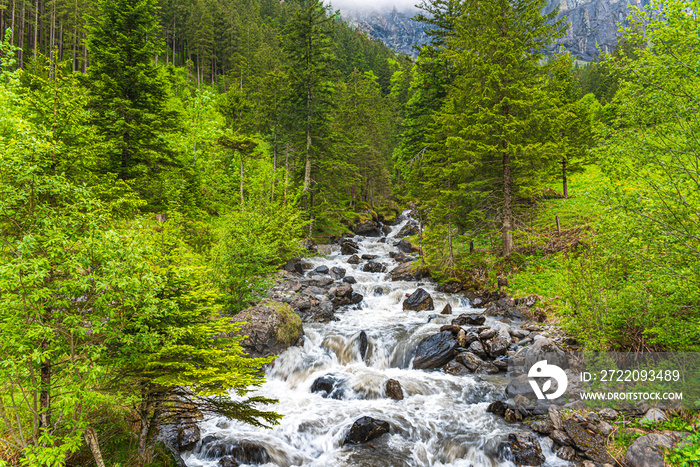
[333,0,652,61]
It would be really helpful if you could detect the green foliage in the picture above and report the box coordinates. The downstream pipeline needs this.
[667,431,700,467]
[85,0,181,204]
[211,202,305,312]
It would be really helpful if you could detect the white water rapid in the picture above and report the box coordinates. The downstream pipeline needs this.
[182,214,569,467]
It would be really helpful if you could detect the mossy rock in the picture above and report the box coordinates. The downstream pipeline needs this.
[230,301,304,358]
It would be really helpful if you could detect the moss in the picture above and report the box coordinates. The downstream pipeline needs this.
[262,300,303,345]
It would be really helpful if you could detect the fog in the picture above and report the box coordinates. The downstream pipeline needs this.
[326,0,422,13]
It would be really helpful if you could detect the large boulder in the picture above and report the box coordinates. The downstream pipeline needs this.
[363,261,387,273]
[177,423,200,451]
[451,313,486,326]
[393,252,416,263]
[498,432,545,466]
[412,331,458,369]
[396,239,419,253]
[388,263,424,282]
[330,266,346,280]
[485,335,509,357]
[626,433,683,467]
[563,419,615,464]
[227,301,303,358]
[352,220,381,237]
[200,441,270,464]
[523,338,568,369]
[343,417,390,445]
[396,223,419,238]
[403,288,435,311]
[341,242,359,255]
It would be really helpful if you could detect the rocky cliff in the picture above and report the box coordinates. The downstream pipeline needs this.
[336,0,651,61]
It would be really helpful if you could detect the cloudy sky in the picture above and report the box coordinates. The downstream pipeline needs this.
[326,0,421,12]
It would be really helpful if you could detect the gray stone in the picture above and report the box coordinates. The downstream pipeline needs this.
[548,406,563,431]
[640,408,667,423]
[626,433,677,467]
[599,408,619,420]
[412,331,458,369]
[498,432,545,466]
[523,338,568,370]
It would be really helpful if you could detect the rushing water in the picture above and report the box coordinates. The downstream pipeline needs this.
[182,214,569,467]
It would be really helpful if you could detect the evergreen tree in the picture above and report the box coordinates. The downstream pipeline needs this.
[437,0,565,256]
[283,0,335,224]
[85,0,180,202]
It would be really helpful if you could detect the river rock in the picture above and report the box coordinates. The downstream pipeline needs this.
[455,351,485,372]
[505,374,536,399]
[468,340,487,359]
[358,331,368,360]
[388,262,423,281]
[549,406,563,430]
[343,276,357,284]
[396,223,419,238]
[343,417,390,445]
[385,379,403,400]
[393,252,415,263]
[311,374,345,400]
[218,457,238,467]
[361,254,379,260]
[177,423,200,451]
[479,328,497,340]
[350,292,363,304]
[487,400,509,417]
[443,360,469,375]
[402,288,434,311]
[441,303,452,315]
[227,301,303,358]
[314,265,329,274]
[440,324,461,335]
[626,433,679,467]
[485,335,509,358]
[352,220,381,237]
[381,224,391,235]
[452,313,486,326]
[412,331,458,369]
[396,239,419,253]
[347,254,360,264]
[563,419,615,464]
[498,432,546,466]
[531,420,554,435]
[550,429,572,446]
[523,338,568,370]
[330,266,346,280]
[556,446,576,461]
[341,243,359,255]
[363,261,387,273]
[201,441,270,464]
[283,259,305,275]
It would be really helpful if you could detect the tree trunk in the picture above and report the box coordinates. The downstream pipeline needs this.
[502,150,514,257]
[239,151,244,209]
[84,427,106,467]
[562,156,568,199]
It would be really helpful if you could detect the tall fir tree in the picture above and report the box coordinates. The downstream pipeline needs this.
[85,0,180,203]
[436,0,565,256]
[283,0,335,227]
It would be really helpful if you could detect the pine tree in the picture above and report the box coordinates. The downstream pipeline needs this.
[85,0,180,201]
[438,0,565,256]
[283,0,335,224]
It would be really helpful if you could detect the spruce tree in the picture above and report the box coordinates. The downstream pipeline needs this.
[85,0,180,201]
[438,0,565,256]
[283,0,335,223]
